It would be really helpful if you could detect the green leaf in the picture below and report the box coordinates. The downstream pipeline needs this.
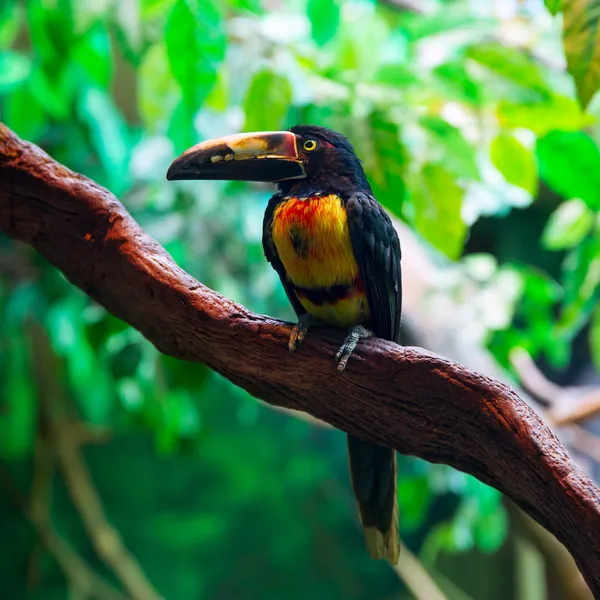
[563,0,600,109]
[545,0,562,14]
[0,51,31,94]
[420,116,480,180]
[409,164,466,260]
[364,111,408,215]
[2,85,45,141]
[591,304,600,371]
[29,64,76,119]
[542,198,595,250]
[490,134,537,194]
[497,95,595,135]
[374,64,418,88]
[224,0,262,13]
[537,131,600,209]
[0,327,36,459]
[475,507,508,553]
[138,41,180,133]
[307,0,340,46]
[243,70,292,132]
[557,235,600,338]
[72,21,113,88]
[467,42,548,94]
[46,299,115,425]
[397,476,431,530]
[0,1,22,48]
[165,0,226,110]
[27,0,77,67]
[491,264,568,368]
[433,61,482,105]
[77,87,130,194]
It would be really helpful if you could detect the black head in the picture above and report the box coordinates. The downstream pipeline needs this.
[282,125,371,196]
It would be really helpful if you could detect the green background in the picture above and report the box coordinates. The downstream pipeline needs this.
[1,0,599,598]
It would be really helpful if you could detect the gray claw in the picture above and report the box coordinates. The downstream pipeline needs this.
[336,325,371,371]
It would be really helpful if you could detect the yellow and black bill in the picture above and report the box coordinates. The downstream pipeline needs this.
[166,131,306,182]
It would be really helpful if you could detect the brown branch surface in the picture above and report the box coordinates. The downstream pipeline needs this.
[2,123,600,593]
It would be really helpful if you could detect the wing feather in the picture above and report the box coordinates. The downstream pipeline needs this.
[345,193,402,343]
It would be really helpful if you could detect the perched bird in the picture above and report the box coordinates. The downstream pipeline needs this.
[167,125,402,564]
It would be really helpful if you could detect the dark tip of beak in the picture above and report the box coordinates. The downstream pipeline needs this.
[166,143,232,181]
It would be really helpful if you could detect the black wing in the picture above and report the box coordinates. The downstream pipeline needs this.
[345,192,402,343]
[262,193,306,318]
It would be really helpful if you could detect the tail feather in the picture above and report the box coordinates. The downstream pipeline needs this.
[347,435,400,564]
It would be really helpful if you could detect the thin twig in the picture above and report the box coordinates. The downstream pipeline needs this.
[27,430,55,591]
[28,321,164,600]
[507,501,593,600]
[0,463,127,600]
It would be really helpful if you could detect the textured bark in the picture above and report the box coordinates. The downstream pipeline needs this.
[2,123,600,594]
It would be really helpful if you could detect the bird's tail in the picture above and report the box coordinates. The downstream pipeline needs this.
[347,435,400,564]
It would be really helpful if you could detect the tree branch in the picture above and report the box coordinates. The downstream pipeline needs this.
[2,123,600,593]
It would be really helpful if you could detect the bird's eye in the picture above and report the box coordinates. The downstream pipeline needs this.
[303,139,318,152]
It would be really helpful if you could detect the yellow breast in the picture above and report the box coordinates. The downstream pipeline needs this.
[271,194,359,288]
[271,194,369,328]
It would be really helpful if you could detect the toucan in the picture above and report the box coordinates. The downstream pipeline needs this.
[167,125,402,564]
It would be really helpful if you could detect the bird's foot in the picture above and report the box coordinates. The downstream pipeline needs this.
[289,314,320,352]
[335,325,371,372]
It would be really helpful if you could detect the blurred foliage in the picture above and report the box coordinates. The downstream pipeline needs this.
[0,0,600,599]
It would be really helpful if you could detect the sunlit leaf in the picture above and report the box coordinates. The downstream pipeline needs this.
[0,2,22,49]
[334,3,389,80]
[0,51,31,94]
[165,0,225,111]
[138,41,181,132]
[365,111,408,215]
[557,235,600,338]
[542,198,595,250]
[77,87,130,193]
[433,61,482,104]
[490,134,537,194]
[467,42,548,95]
[404,10,484,40]
[537,131,600,209]
[205,68,229,111]
[243,70,292,132]
[497,95,595,135]
[409,163,466,259]
[374,64,418,87]
[224,0,262,13]
[420,115,479,180]
[545,0,562,14]
[563,0,600,109]
[491,264,568,368]
[307,0,340,46]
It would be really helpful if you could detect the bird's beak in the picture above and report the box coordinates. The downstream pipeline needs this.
[166,131,306,182]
